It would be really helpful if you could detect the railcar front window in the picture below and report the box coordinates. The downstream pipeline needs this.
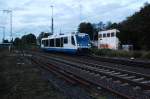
[76,35,90,46]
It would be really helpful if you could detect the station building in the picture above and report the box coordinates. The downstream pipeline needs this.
[98,29,120,50]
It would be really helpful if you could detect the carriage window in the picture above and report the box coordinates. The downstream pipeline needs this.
[48,40,50,46]
[56,38,60,47]
[45,40,48,47]
[50,39,54,47]
[60,38,63,47]
[64,37,68,44]
[71,36,75,45]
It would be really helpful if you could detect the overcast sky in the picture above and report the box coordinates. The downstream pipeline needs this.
[0,0,150,41]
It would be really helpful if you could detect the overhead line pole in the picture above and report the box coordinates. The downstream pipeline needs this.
[0,26,5,42]
[2,9,13,42]
[51,5,54,34]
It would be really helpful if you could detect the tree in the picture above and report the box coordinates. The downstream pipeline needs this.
[37,32,51,45]
[118,3,150,50]
[2,39,9,43]
[78,22,94,40]
[14,38,21,46]
[106,22,119,30]
[21,33,36,45]
[13,38,22,49]
[97,21,105,31]
[92,21,106,40]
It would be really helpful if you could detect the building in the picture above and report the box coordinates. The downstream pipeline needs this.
[98,29,120,50]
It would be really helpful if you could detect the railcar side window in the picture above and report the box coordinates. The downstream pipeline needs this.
[71,36,75,45]
[50,39,54,47]
[56,38,60,47]
[64,37,68,44]
[45,40,48,47]
[48,40,50,47]
[60,38,63,47]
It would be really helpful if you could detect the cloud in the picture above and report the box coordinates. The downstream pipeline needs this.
[0,0,149,41]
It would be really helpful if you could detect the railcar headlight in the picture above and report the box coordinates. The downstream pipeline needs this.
[88,44,91,46]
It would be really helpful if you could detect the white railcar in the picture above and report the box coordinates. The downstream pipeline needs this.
[41,33,91,54]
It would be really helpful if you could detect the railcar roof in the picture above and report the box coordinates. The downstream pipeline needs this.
[42,33,88,40]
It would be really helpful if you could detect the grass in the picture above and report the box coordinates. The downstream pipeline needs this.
[90,48,150,59]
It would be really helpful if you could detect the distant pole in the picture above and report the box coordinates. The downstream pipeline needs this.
[51,5,54,34]
[79,4,81,23]
[3,10,13,42]
[3,27,5,41]
[79,4,82,22]
[10,10,13,42]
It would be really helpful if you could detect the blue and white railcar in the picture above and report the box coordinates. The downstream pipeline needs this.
[41,33,91,54]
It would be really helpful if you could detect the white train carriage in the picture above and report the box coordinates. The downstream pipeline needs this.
[41,33,91,54]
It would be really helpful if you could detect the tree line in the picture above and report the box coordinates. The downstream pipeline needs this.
[13,33,36,48]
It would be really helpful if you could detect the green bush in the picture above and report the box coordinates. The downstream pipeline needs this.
[91,48,132,58]
[91,48,150,59]
[132,51,142,58]
[143,52,150,59]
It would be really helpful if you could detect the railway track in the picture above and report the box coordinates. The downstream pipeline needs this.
[90,55,150,68]
[44,52,150,75]
[28,52,150,99]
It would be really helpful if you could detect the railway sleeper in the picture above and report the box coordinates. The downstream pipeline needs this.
[132,78,144,82]
[49,53,150,80]
[31,55,150,99]
[140,80,150,84]
[124,76,136,79]
[49,57,150,90]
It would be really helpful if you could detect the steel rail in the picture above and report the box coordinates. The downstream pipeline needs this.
[31,56,133,99]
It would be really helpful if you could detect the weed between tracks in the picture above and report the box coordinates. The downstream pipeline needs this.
[0,50,66,99]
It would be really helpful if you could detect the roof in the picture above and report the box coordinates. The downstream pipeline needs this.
[42,33,88,40]
[98,29,120,34]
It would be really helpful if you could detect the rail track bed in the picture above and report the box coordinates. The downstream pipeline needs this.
[41,52,150,75]
[29,51,150,99]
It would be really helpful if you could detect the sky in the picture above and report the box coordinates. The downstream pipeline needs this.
[0,0,150,41]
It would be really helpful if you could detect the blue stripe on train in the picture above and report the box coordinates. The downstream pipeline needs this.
[42,48,77,54]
